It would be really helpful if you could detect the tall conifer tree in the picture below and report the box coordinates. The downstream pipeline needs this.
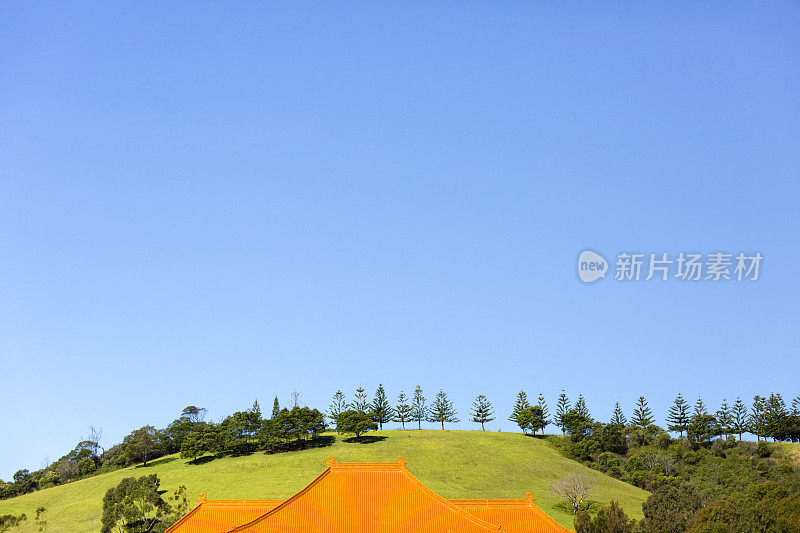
[508,391,530,426]
[610,402,627,427]
[667,393,689,437]
[471,395,495,431]
[271,397,280,419]
[632,396,654,427]
[575,394,590,418]
[732,397,749,440]
[555,391,570,434]
[428,390,459,430]
[749,395,766,441]
[716,399,733,439]
[351,387,370,413]
[694,398,708,417]
[536,394,550,434]
[393,392,412,430]
[411,386,427,429]
[329,390,347,432]
[372,384,391,430]
[765,392,787,441]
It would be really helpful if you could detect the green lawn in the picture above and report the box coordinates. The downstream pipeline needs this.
[0,430,648,531]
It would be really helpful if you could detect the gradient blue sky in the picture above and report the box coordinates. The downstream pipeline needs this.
[1,3,799,480]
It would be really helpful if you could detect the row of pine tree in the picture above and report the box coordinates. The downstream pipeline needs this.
[327,386,800,441]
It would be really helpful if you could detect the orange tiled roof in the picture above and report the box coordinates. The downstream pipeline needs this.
[167,499,282,533]
[452,498,569,533]
[166,457,569,533]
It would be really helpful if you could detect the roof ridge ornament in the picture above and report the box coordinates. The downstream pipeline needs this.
[525,492,535,505]
[198,492,207,503]
[397,456,407,468]
[326,455,336,467]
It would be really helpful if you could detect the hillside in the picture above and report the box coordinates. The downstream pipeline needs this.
[0,430,649,531]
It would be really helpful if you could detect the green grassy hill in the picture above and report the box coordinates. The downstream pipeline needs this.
[0,430,649,531]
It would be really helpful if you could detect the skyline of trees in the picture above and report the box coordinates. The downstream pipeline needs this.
[3,386,800,502]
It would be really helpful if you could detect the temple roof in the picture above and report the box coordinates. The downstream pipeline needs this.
[167,499,283,533]
[166,457,569,533]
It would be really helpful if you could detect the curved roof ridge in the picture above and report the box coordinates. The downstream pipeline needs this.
[397,467,502,530]
[226,461,504,532]
[524,500,569,530]
[227,467,333,532]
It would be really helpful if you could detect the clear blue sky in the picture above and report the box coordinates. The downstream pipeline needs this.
[1,3,798,480]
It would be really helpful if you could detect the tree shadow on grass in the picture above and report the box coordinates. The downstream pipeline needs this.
[342,435,388,444]
[552,499,602,516]
[524,434,548,439]
[187,455,217,466]
[135,456,177,468]
[266,435,336,454]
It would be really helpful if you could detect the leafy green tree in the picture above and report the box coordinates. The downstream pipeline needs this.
[638,484,701,533]
[690,481,800,532]
[329,390,347,433]
[610,402,627,427]
[217,402,263,455]
[0,514,26,531]
[179,426,207,462]
[271,396,280,419]
[411,386,427,429]
[470,395,495,431]
[371,384,391,430]
[537,394,550,432]
[101,474,169,533]
[202,423,225,457]
[528,405,548,436]
[792,395,800,416]
[556,391,571,434]
[124,426,161,467]
[12,470,35,495]
[164,486,189,529]
[428,390,459,430]
[181,406,206,423]
[336,410,377,440]
[517,406,546,435]
[508,391,530,429]
[562,409,593,442]
[688,412,717,443]
[574,500,636,533]
[393,392,413,430]
[268,407,326,446]
[732,397,749,440]
[716,399,733,439]
[162,416,196,454]
[666,393,689,437]
[351,387,370,413]
[78,457,97,476]
[632,397,654,428]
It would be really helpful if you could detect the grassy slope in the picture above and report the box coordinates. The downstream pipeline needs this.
[0,430,648,531]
